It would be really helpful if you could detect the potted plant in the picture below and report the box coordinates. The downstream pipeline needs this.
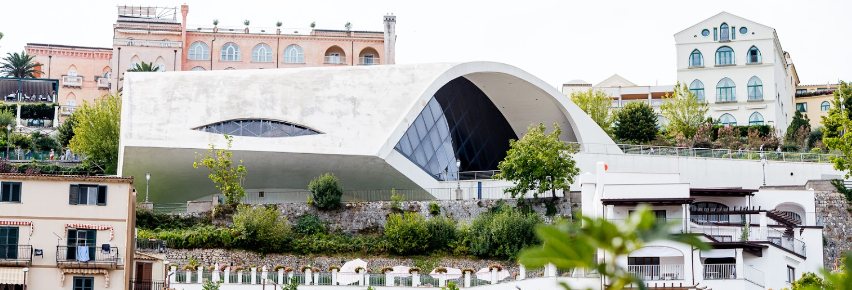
[300,265,312,273]
[213,19,219,33]
[312,267,321,273]
[218,264,228,272]
[328,265,340,272]
[344,22,352,32]
[274,265,287,272]
[244,20,250,33]
[283,267,294,274]
[183,264,195,271]
[488,264,503,271]
[354,266,366,273]
[408,267,422,274]
[276,21,282,34]
[380,267,393,274]
[208,266,216,271]
[461,268,474,275]
[434,267,448,274]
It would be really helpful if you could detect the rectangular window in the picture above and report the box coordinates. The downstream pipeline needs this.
[69,184,107,206]
[731,27,736,40]
[0,182,21,203]
[796,103,808,112]
[714,28,718,41]
[73,276,94,290]
[0,226,19,259]
[796,89,807,95]
[786,266,795,283]
[66,229,97,261]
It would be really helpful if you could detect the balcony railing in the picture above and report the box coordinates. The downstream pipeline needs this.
[689,222,807,257]
[0,245,33,266]
[136,238,168,253]
[744,265,765,287]
[62,76,83,87]
[130,280,166,290]
[358,57,380,65]
[97,77,110,89]
[114,38,183,48]
[324,56,346,64]
[703,264,736,280]
[628,264,684,281]
[56,246,122,269]
[61,105,78,115]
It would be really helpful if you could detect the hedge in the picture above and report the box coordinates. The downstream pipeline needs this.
[0,103,59,120]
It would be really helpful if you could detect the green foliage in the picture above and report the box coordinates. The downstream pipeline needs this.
[56,113,77,147]
[280,276,300,290]
[1,51,42,78]
[384,212,430,255]
[613,101,658,144]
[231,205,289,253]
[429,202,441,215]
[425,216,457,251]
[287,233,390,255]
[308,173,343,210]
[831,179,852,204]
[788,111,812,141]
[570,89,613,134]
[390,189,404,212]
[135,210,211,230]
[0,108,13,130]
[293,214,327,236]
[413,257,440,275]
[138,225,238,249]
[790,272,828,290]
[469,208,542,259]
[816,252,852,290]
[202,280,221,290]
[442,281,460,290]
[126,61,160,72]
[30,131,60,151]
[660,82,709,139]
[518,206,709,290]
[822,81,852,178]
[1,161,101,175]
[494,123,579,200]
[69,93,121,174]
[193,134,247,205]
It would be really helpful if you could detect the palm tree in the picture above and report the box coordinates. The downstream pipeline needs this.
[126,62,160,72]
[1,51,42,78]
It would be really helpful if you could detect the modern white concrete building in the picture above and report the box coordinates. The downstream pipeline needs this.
[675,12,799,133]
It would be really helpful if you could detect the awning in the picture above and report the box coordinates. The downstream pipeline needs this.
[701,249,736,258]
[629,246,683,257]
[0,267,25,285]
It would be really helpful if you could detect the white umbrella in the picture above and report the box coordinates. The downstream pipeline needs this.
[474,268,490,280]
[338,259,368,286]
[391,266,411,275]
[340,259,367,273]
[429,267,463,279]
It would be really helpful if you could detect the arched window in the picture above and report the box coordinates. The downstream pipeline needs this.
[719,113,737,126]
[190,67,205,71]
[749,112,764,125]
[689,79,705,101]
[251,44,273,62]
[188,42,209,60]
[220,43,241,61]
[822,101,831,111]
[689,49,704,67]
[195,119,321,137]
[716,77,736,102]
[282,45,304,64]
[747,76,763,100]
[715,46,735,65]
[720,23,730,41]
[747,46,762,63]
[691,202,730,223]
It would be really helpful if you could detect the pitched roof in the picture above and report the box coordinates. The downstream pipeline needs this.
[595,74,636,88]
[673,11,775,37]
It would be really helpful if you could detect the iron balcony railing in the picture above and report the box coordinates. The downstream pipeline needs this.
[0,245,32,265]
[573,142,843,164]
[130,280,166,290]
[628,264,684,281]
[703,264,736,280]
[689,221,807,257]
[56,245,122,268]
[97,77,110,89]
[61,105,78,115]
[135,238,168,253]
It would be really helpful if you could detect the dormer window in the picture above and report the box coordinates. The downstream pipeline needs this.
[720,23,729,41]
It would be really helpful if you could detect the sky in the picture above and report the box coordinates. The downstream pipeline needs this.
[0,0,849,88]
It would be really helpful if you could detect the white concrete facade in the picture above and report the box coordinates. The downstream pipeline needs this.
[675,12,797,133]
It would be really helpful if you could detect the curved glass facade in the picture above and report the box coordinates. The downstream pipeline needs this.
[196,119,321,137]
[394,77,517,181]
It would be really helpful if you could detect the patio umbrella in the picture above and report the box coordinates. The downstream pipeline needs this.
[429,267,463,280]
[338,259,368,285]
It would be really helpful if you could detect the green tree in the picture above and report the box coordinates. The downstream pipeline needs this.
[0,108,14,130]
[193,135,247,205]
[56,113,77,147]
[308,173,343,210]
[660,82,709,139]
[518,206,709,290]
[69,93,121,174]
[1,51,42,78]
[469,208,541,259]
[612,101,658,144]
[126,61,160,72]
[787,111,811,143]
[821,81,852,177]
[494,123,579,200]
[570,89,613,134]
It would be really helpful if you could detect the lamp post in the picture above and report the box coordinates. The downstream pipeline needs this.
[145,171,151,203]
[22,267,28,290]
[455,160,462,200]
[761,156,767,186]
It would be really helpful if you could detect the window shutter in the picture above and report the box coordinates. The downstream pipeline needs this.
[1,183,8,201]
[97,185,107,206]
[69,184,79,205]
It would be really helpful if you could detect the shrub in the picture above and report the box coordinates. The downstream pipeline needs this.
[429,202,441,215]
[232,205,290,253]
[293,214,326,236]
[425,216,457,251]
[139,225,238,249]
[135,210,210,230]
[468,209,542,259]
[380,266,393,274]
[233,266,245,272]
[488,264,503,271]
[461,268,474,274]
[308,173,343,210]
[384,212,430,255]
[184,264,197,271]
[444,281,460,290]
[202,280,221,290]
[390,189,404,212]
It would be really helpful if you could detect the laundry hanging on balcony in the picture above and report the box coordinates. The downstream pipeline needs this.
[0,220,33,236]
[64,223,114,241]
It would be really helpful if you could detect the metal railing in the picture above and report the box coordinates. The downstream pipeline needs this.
[13,94,55,103]
[628,264,685,281]
[0,150,80,161]
[324,56,346,64]
[55,245,122,267]
[703,264,736,280]
[744,265,765,287]
[0,245,32,264]
[575,142,842,164]
[689,222,807,257]
[62,76,83,87]
[61,105,77,115]
[97,77,110,89]
[232,186,565,204]
[458,170,500,180]
[690,212,823,227]
[358,57,380,65]
[129,280,166,290]
[135,238,167,253]
[114,38,183,48]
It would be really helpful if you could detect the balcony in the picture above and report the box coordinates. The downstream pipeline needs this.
[0,245,32,266]
[689,222,807,257]
[135,238,167,253]
[62,76,83,87]
[628,264,684,281]
[358,57,380,65]
[703,264,736,280]
[97,77,110,89]
[61,105,77,116]
[130,280,166,290]
[56,246,122,269]
[324,56,346,65]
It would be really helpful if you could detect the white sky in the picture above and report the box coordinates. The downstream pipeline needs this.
[0,0,849,87]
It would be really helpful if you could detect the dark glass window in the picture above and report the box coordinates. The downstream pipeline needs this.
[716,47,735,65]
[689,80,705,101]
[73,276,94,290]
[747,46,762,63]
[394,77,517,181]
[0,182,21,202]
[740,27,748,34]
[0,227,18,259]
[196,120,321,137]
[691,202,730,223]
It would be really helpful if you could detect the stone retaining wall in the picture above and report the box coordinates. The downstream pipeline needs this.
[810,180,852,269]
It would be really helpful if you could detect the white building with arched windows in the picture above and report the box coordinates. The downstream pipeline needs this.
[676,12,798,135]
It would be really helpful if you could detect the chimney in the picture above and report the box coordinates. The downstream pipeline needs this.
[383,14,396,65]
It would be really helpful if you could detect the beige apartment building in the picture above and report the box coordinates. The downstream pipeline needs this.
[794,83,838,128]
[0,174,135,290]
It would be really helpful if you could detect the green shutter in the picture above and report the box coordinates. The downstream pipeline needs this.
[66,229,77,260]
[69,184,79,205]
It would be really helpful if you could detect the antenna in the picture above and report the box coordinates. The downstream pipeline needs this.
[53,232,63,245]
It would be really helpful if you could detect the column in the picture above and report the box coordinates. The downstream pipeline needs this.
[305,269,312,285]
[358,269,365,286]
[735,248,744,279]
[682,204,689,233]
[261,267,268,285]
[53,106,59,127]
[169,266,177,284]
[412,272,420,287]
[490,268,497,284]
[15,104,20,127]
[759,212,768,240]
[385,272,393,286]
[464,272,471,288]
[518,265,526,280]
[439,273,446,287]
[237,271,243,284]
[606,205,615,221]
[332,269,338,285]
[547,263,557,277]
[250,267,257,285]
[224,268,230,284]
[277,269,284,285]
[197,266,203,284]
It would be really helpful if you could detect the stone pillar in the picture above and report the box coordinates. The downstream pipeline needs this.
[385,272,393,286]
[519,265,526,280]
[250,267,257,284]
[735,248,744,279]
[332,269,338,285]
[224,268,230,284]
[237,271,243,284]
[358,269,365,286]
[185,270,192,284]
[287,271,294,283]
[278,269,284,285]
[759,212,768,240]
[490,268,497,284]
[464,272,471,288]
[364,272,370,286]
[197,266,203,284]
[261,267,268,285]
[169,266,177,284]
[412,272,420,287]
[314,272,320,285]
[439,273,446,287]
[305,269,312,285]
